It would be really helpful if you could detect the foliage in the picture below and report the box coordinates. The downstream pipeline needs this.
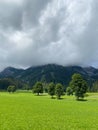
[55,83,64,99]
[48,82,55,98]
[7,85,16,93]
[91,81,98,92]
[0,78,29,90]
[23,84,30,90]
[69,73,88,100]
[42,82,48,93]
[33,82,43,95]
[66,87,73,96]
[0,78,15,90]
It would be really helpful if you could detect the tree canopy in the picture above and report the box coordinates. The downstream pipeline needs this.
[33,82,43,95]
[7,85,16,93]
[55,83,64,99]
[69,73,88,100]
[48,82,55,98]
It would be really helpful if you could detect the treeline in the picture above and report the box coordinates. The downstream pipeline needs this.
[32,73,88,100]
[0,78,30,91]
[0,73,98,95]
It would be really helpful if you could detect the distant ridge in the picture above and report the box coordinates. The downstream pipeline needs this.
[0,64,98,87]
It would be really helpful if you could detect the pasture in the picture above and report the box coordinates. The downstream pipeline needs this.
[0,92,98,130]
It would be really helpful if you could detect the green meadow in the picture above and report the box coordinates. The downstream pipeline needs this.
[0,92,98,130]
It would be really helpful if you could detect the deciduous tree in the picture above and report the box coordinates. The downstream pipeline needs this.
[33,82,43,95]
[69,73,88,100]
[55,83,64,99]
[48,82,55,98]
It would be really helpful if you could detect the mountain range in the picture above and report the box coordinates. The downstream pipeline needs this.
[0,64,98,88]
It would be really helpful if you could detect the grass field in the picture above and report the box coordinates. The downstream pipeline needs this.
[0,92,98,130]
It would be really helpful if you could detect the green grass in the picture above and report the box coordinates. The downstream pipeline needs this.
[0,92,98,130]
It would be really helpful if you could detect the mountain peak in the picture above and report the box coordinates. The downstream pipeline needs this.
[0,67,24,78]
[0,64,98,86]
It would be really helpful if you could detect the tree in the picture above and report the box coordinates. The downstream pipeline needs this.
[7,85,16,93]
[55,83,64,99]
[91,81,98,92]
[48,82,55,98]
[33,82,43,95]
[23,84,30,90]
[42,82,48,93]
[69,73,88,100]
[66,87,73,96]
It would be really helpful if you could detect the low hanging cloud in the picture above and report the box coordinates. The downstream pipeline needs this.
[0,0,98,70]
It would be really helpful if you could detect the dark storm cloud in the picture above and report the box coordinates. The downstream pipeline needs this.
[0,0,98,70]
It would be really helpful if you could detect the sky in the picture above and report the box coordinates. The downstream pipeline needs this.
[0,0,98,71]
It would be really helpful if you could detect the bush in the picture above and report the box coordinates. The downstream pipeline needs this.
[7,85,16,93]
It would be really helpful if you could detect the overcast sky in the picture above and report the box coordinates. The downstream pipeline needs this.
[0,0,98,71]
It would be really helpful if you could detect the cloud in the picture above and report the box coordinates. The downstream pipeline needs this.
[0,0,98,70]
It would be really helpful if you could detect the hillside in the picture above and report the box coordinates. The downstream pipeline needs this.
[0,64,98,88]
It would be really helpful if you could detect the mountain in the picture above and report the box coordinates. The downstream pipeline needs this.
[0,64,98,88]
[0,67,24,78]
